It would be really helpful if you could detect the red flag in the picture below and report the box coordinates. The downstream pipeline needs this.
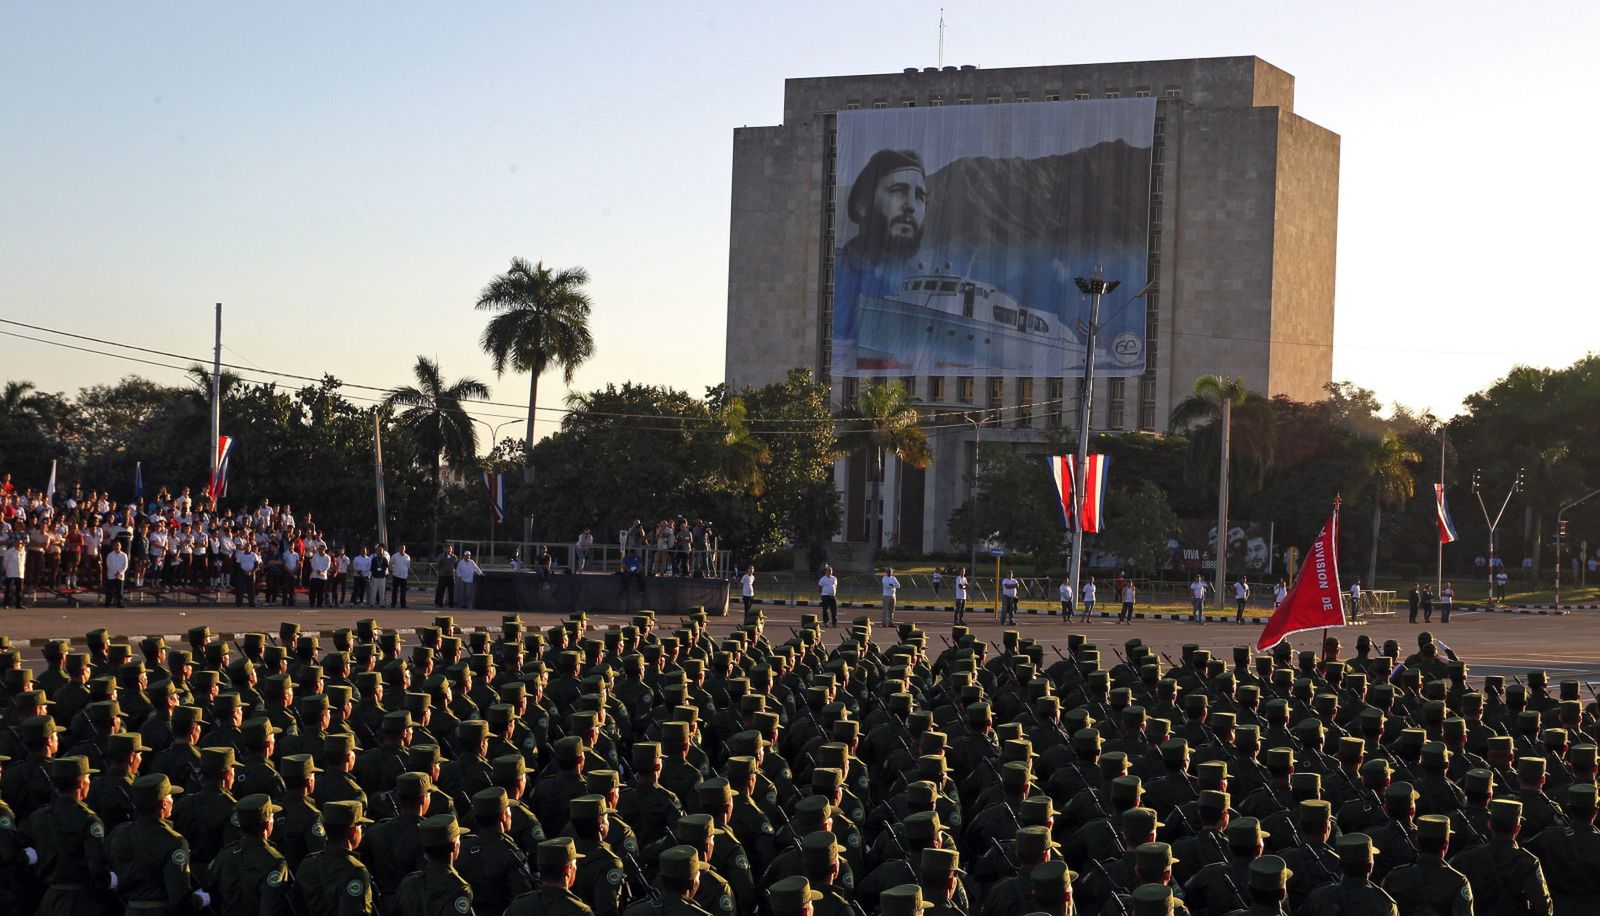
[1046,454,1110,533]
[1256,509,1344,651]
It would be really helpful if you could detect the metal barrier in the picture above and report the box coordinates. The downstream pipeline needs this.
[443,539,733,579]
[1349,589,1396,619]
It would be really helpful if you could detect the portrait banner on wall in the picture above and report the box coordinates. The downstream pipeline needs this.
[831,99,1156,380]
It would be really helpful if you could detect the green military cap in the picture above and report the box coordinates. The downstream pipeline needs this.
[919,846,961,875]
[1247,855,1291,892]
[1209,711,1237,730]
[660,845,707,880]
[881,884,934,916]
[145,679,180,701]
[395,772,430,804]
[697,778,735,807]
[1197,762,1229,790]
[1121,807,1162,838]
[1570,744,1598,769]
[554,736,586,764]
[1265,747,1294,769]
[633,742,662,766]
[10,689,49,710]
[484,704,514,728]
[965,702,992,725]
[1130,884,1174,915]
[324,734,357,756]
[1420,741,1449,765]
[472,787,511,820]
[662,721,691,743]
[242,717,282,748]
[172,706,206,729]
[1298,799,1332,825]
[320,800,375,831]
[1100,752,1131,776]
[1487,735,1515,754]
[1565,783,1599,810]
[999,761,1031,790]
[1020,797,1055,825]
[1288,772,1321,795]
[324,683,353,707]
[52,755,97,779]
[537,837,584,871]
[419,813,466,848]
[107,732,149,757]
[1029,859,1072,902]
[1336,833,1379,865]
[1360,758,1392,780]
[906,781,938,807]
[381,710,414,733]
[801,830,846,868]
[235,793,281,829]
[570,794,608,822]
[1158,738,1190,764]
[917,755,949,779]
[794,794,836,827]
[1226,817,1268,846]
[677,813,716,845]
[410,744,445,770]
[904,811,942,840]
[725,756,758,783]
[1014,825,1057,859]
[587,769,621,794]
[1337,736,1366,762]
[1110,775,1142,801]
[812,766,844,790]
[1384,782,1420,806]
[130,773,184,809]
[1517,757,1546,780]
[1489,798,1523,830]
[491,754,528,783]
[200,746,240,776]
[85,700,122,725]
[1461,768,1494,793]
[213,692,243,713]
[299,693,330,713]
[1543,728,1569,748]
[1442,718,1466,740]
[456,720,491,744]
[768,876,823,914]
[1416,814,1451,841]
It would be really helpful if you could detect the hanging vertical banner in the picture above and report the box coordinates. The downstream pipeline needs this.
[206,436,234,500]
[1434,483,1459,545]
[373,415,389,546]
[45,459,57,501]
[483,471,506,524]
[1046,454,1109,533]
[1257,508,1345,651]
[134,461,144,501]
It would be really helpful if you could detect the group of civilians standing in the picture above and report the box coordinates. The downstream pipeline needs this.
[0,473,487,609]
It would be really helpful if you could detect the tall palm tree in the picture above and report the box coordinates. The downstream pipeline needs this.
[1,380,48,417]
[715,397,771,495]
[383,356,490,553]
[475,258,596,465]
[837,384,932,550]
[1354,430,1421,586]
[1169,375,1265,607]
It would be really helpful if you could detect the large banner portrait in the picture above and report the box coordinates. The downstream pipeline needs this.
[831,99,1156,380]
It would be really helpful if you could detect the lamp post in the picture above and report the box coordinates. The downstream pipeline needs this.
[1472,468,1523,605]
[468,416,523,562]
[1556,487,1600,609]
[963,409,997,575]
[1065,271,1154,608]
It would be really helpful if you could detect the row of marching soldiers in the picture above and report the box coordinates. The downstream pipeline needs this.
[0,614,1596,916]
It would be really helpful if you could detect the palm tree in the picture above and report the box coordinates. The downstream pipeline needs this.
[837,384,932,550]
[1354,430,1421,586]
[1,380,48,417]
[383,356,490,553]
[475,258,596,465]
[1169,375,1267,607]
[714,397,771,495]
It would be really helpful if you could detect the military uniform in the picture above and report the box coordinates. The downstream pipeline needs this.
[207,793,293,916]
[457,788,537,916]
[570,796,630,916]
[396,814,476,916]
[1450,800,1552,916]
[296,801,377,916]
[24,757,114,916]
[170,747,242,868]
[621,846,714,916]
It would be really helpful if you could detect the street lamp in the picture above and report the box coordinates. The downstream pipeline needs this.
[963,409,998,575]
[1556,487,1600,609]
[1066,270,1153,608]
[1471,468,1523,605]
[468,416,523,562]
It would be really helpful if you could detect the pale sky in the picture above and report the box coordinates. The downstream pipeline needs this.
[3,1,1596,438]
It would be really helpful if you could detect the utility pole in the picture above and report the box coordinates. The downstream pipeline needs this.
[210,303,222,500]
[963,410,994,576]
[1436,426,1446,600]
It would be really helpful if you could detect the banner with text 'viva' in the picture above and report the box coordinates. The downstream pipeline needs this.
[1256,508,1344,651]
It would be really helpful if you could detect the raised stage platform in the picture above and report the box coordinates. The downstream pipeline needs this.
[471,571,730,615]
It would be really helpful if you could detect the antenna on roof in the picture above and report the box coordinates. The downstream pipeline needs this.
[938,9,945,68]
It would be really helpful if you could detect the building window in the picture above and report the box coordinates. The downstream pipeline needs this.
[1134,87,1151,98]
[986,95,1002,104]
[1108,378,1127,429]
[1139,374,1158,431]
[958,377,974,403]
[900,376,916,397]
[1072,92,1090,101]
[841,377,859,405]
[1104,89,1120,99]
[1044,91,1061,101]
[901,98,917,108]
[1017,378,1034,428]
[844,100,860,110]
[872,99,888,109]
[1048,378,1065,425]
[1014,94,1030,103]
[958,95,973,105]
[929,96,943,107]
[1164,86,1182,98]
[987,377,1003,407]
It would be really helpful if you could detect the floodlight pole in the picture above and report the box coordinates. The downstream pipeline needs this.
[1067,270,1118,608]
[1555,487,1600,609]
[1472,468,1523,605]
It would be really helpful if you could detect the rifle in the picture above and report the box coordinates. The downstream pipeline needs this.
[1088,858,1131,915]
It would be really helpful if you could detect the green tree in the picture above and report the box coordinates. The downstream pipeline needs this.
[475,258,596,464]
[1098,480,1181,575]
[383,356,491,553]
[946,444,1063,569]
[1170,375,1273,604]
[836,383,932,551]
[1350,430,1422,586]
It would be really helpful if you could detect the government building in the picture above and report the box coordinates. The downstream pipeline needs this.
[723,56,1339,554]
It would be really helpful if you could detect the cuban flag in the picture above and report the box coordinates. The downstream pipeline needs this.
[1434,483,1459,544]
[206,436,235,500]
[482,471,506,524]
[1046,454,1109,533]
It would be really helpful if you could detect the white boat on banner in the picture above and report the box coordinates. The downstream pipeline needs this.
[854,272,1081,374]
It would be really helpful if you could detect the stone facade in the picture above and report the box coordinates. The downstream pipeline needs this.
[724,56,1339,552]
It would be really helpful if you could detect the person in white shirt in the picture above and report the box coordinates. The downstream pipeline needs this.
[740,566,757,622]
[280,546,300,607]
[817,565,839,626]
[881,567,901,626]
[576,528,594,573]
[351,549,372,607]
[1233,577,1251,624]
[1348,580,1363,621]
[4,538,26,608]
[1441,581,1455,624]
[234,543,260,607]
[1059,578,1074,618]
[1190,575,1209,624]
[389,545,412,608]
[369,546,390,608]
[1273,579,1288,608]
[1081,578,1097,619]
[1000,571,1019,624]
[954,568,969,624]
[103,540,129,607]
[455,550,483,609]
[334,547,351,607]
[308,545,332,607]
[931,569,943,596]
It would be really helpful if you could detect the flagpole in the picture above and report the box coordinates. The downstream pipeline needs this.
[210,303,222,506]
[374,412,389,547]
[1436,426,1445,600]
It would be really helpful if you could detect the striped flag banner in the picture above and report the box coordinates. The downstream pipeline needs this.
[1434,483,1459,544]
[207,435,235,501]
[1046,454,1109,533]
[482,471,506,524]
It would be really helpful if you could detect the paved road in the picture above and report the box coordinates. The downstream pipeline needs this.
[4,600,1598,688]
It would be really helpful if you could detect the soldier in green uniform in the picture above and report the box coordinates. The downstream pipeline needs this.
[365,771,431,906]
[616,743,683,845]
[456,787,536,916]
[1025,860,1073,916]
[1525,782,1600,910]
[766,876,823,916]
[622,845,713,916]
[506,838,594,916]
[1380,814,1472,915]
[317,733,370,809]
[396,814,476,916]
[568,794,630,916]
[1182,816,1265,914]
[170,745,241,868]
[1450,798,1551,915]
[916,847,967,916]
[669,815,739,916]
[24,755,114,916]
[207,793,292,916]
[1298,834,1400,916]
[295,799,376,916]
[108,772,208,914]
[85,732,144,829]
[1221,855,1292,915]
[3,714,61,821]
